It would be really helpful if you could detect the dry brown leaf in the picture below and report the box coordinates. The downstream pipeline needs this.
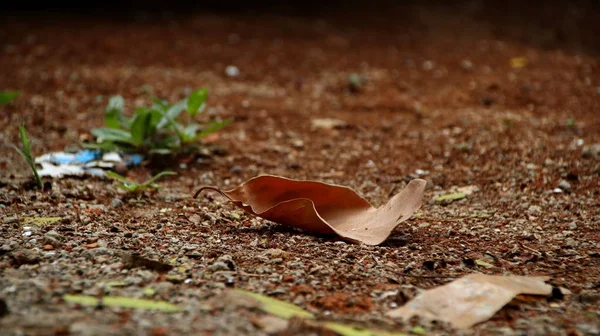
[194,175,427,245]
[386,274,555,329]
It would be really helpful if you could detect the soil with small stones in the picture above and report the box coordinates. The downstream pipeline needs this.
[1,1,599,335]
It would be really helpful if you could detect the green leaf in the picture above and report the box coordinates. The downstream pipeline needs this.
[22,217,62,227]
[157,100,186,129]
[81,141,118,152]
[142,287,156,296]
[434,192,466,204]
[149,148,173,155]
[152,135,180,150]
[324,322,409,336]
[0,90,21,105]
[140,171,176,188]
[191,118,232,142]
[16,125,42,189]
[130,109,153,145]
[182,124,201,142]
[151,97,169,110]
[233,289,314,319]
[18,125,32,157]
[105,108,121,129]
[148,108,165,129]
[104,281,130,289]
[475,259,495,268]
[91,128,135,145]
[409,325,426,335]
[63,294,182,313]
[105,95,125,128]
[106,172,140,192]
[105,171,133,183]
[186,88,208,117]
[114,183,138,192]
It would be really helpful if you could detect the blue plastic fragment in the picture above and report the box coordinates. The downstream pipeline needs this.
[73,149,102,163]
[35,149,145,178]
[124,154,144,166]
[41,149,102,165]
[44,152,75,165]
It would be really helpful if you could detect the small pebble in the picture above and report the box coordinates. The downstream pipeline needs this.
[582,143,600,159]
[9,249,40,266]
[114,162,128,175]
[208,261,231,272]
[565,237,577,248]
[44,231,63,246]
[3,216,18,224]
[460,59,473,71]
[208,255,236,271]
[82,247,112,260]
[230,166,244,174]
[291,139,304,149]
[527,205,542,214]
[558,180,571,192]
[415,169,429,176]
[422,60,434,71]
[225,65,240,77]
[111,198,124,208]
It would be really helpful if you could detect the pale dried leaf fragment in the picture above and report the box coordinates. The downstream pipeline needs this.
[323,322,409,336]
[386,274,554,329]
[195,175,427,245]
[63,294,181,313]
[456,185,478,195]
[255,315,290,334]
[433,192,466,204]
[22,217,62,227]
[311,118,348,130]
[232,289,315,319]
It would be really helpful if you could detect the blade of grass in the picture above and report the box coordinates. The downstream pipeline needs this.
[106,171,135,184]
[91,128,136,145]
[155,107,186,144]
[105,95,125,129]
[191,118,232,142]
[186,88,208,117]
[130,109,153,146]
[15,125,42,188]
[63,294,181,313]
[140,171,176,188]
[233,289,314,319]
[0,90,21,105]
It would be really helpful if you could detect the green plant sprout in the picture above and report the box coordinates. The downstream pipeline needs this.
[86,88,231,155]
[348,73,363,92]
[14,125,43,189]
[0,90,21,105]
[106,171,176,193]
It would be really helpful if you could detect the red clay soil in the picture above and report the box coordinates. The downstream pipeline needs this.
[0,1,599,335]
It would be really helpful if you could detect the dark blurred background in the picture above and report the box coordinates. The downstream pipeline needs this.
[2,0,599,15]
[3,0,599,57]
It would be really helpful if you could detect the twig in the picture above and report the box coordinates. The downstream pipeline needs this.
[213,270,268,277]
[395,273,462,279]
[519,242,542,255]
